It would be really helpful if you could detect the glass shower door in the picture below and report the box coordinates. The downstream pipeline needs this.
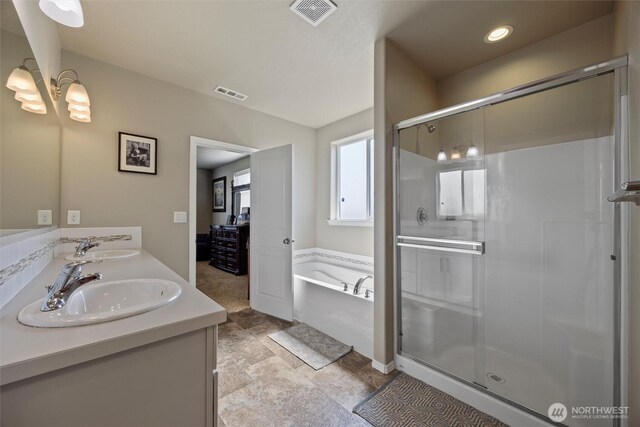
[397,108,487,387]
[397,71,617,426]
[481,73,615,425]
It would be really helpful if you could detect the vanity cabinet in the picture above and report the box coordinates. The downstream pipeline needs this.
[210,224,249,275]
[0,250,225,427]
[1,326,219,427]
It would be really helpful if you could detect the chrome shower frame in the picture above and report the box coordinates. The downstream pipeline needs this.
[392,56,630,425]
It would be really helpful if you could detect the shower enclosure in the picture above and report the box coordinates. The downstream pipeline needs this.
[394,57,628,426]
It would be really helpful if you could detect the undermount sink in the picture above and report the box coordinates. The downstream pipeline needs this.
[65,249,141,261]
[18,279,182,328]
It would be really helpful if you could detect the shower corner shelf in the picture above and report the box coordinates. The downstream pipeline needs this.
[608,181,640,205]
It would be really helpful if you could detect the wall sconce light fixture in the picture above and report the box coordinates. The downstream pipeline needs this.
[50,69,91,123]
[437,144,480,162]
[5,58,47,115]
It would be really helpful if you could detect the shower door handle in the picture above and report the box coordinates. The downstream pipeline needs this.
[397,236,485,255]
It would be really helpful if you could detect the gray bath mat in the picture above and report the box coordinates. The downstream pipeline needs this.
[268,323,351,370]
[353,372,508,427]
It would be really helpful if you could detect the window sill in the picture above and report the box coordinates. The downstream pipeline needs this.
[327,219,373,227]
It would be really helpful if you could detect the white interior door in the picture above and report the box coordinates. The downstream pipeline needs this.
[250,144,293,320]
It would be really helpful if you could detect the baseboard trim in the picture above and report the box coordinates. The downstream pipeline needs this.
[372,359,396,374]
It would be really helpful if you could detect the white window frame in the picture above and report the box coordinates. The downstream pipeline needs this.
[328,130,374,227]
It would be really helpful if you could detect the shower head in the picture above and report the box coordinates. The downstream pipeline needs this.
[427,124,436,133]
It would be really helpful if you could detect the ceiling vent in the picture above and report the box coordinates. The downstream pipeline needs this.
[290,0,337,27]
[214,85,248,101]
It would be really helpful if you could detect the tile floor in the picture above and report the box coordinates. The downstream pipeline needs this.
[196,262,393,427]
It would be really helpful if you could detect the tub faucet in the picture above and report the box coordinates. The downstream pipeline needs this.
[353,275,373,295]
[41,260,103,312]
[75,238,100,258]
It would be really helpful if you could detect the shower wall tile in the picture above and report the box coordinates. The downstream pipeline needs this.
[294,247,374,271]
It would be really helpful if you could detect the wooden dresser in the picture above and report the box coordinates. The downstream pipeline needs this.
[209,225,250,275]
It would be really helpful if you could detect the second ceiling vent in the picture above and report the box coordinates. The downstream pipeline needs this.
[290,0,337,27]
[214,85,248,101]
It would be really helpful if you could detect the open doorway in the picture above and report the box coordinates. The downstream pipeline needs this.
[189,137,257,314]
[190,137,295,320]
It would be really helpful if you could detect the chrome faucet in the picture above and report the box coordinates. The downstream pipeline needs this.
[41,260,103,312]
[353,275,373,295]
[74,238,100,258]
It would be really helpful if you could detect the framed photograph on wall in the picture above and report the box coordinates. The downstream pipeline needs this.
[118,132,157,175]
[213,176,226,212]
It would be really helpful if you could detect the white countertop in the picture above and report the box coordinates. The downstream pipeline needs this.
[0,250,226,386]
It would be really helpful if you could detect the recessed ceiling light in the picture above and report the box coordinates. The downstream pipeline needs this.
[484,25,513,43]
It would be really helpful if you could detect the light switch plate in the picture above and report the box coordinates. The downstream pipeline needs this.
[67,210,81,225]
[37,210,52,225]
[173,211,187,223]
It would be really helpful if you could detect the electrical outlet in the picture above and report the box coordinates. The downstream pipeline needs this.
[67,210,81,225]
[37,210,52,225]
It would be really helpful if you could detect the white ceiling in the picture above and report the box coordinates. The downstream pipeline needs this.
[52,1,426,129]
[197,147,247,170]
[2,1,613,129]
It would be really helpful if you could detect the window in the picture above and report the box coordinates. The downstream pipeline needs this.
[329,131,374,226]
[437,168,485,218]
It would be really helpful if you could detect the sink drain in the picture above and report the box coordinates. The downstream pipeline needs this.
[486,372,505,384]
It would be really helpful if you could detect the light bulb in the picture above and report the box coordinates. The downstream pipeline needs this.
[467,144,479,157]
[451,147,461,160]
[6,66,38,94]
[39,0,84,28]
[65,82,90,106]
[437,148,447,162]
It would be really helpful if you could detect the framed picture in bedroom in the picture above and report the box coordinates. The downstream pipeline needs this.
[118,132,157,175]
[213,176,227,212]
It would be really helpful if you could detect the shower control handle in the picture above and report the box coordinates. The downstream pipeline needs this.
[283,238,294,245]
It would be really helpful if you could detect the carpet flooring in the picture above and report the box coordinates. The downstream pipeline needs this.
[196,261,249,313]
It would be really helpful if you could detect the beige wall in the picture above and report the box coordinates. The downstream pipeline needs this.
[438,14,614,107]
[374,39,439,365]
[210,156,250,226]
[613,1,640,423]
[196,169,212,235]
[1,31,60,229]
[315,108,374,256]
[59,50,316,279]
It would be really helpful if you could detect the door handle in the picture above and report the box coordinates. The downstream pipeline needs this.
[283,238,294,245]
